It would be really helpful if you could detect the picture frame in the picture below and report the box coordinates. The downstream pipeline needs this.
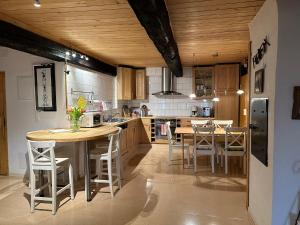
[292,86,300,119]
[254,68,264,94]
[34,63,57,111]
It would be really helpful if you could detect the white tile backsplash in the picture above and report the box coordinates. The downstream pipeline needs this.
[119,67,213,117]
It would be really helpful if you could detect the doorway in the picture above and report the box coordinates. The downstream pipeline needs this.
[0,72,8,175]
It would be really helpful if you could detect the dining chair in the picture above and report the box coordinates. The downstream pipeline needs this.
[191,120,210,126]
[27,140,74,215]
[213,120,233,165]
[213,120,233,128]
[166,122,190,166]
[90,127,122,197]
[223,127,247,174]
[192,125,216,173]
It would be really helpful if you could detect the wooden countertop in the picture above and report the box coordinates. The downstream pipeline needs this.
[26,126,118,142]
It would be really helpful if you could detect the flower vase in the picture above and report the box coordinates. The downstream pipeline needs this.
[70,118,80,132]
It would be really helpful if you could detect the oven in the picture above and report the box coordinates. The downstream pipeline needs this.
[155,118,177,141]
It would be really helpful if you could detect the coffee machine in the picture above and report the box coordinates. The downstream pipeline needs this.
[191,106,198,117]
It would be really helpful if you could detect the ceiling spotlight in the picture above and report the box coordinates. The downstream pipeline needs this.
[72,52,76,58]
[65,51,70,56]
[80,55,84,59]
[34,0,41,7]
[85,56,89,61]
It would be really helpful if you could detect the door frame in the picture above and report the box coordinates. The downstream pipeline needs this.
[0,72,8,175]
[246,42,252,208]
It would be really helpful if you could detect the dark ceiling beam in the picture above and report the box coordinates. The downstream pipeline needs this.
[128,0,183,77]
[0,20,116,76]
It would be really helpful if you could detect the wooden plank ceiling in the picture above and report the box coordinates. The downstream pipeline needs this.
[0,0,264,67]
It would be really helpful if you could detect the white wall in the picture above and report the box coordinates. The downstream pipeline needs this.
[272,1,300,224]
[0,47,116,176]
[123,67,213,116]
[66,65,116,111]
[248,0,278,225]
[0,47,68,175]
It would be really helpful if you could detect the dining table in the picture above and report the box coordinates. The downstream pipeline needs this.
[175,127,233,168]
[26,125,118,201]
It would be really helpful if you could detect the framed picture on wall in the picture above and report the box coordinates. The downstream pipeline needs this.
[34,63,57,111]
[254,68,264,94]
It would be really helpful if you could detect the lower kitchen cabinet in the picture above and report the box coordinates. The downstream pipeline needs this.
[140,118,152,144]
[120,128,128,156]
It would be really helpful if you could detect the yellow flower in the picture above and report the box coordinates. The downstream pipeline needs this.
[77,96,87,109]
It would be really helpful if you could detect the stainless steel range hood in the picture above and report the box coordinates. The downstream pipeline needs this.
[152,67,183,96]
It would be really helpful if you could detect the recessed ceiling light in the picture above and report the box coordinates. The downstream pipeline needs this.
[85,56,89,61]
[34,0,41,7]
[80,55,84,59]
[65,51,70,56]
[72,52,76,58]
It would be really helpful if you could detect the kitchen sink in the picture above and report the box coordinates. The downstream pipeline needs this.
[107,118,128,123]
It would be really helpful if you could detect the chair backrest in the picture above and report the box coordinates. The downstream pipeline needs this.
[166,121,173,144]
[108,127,122,157]
[213,120,233,128]
[27,140,56,168]
[191,120,209,126]
[225,127,247,151]
[192,125,215,150]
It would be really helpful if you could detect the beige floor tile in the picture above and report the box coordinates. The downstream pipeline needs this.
[0,144,249,225]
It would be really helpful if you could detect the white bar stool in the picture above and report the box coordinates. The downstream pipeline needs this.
[90,127,122,197]
[27,140,74,215]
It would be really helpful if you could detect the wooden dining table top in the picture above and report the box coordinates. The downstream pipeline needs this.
[175,127,237,135]
[26,125,118,143]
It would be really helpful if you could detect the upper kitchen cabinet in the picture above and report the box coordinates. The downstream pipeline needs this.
[135,69,147,100]
[193,66,214,98]
[214,64,239,93]
[117,67,136,100]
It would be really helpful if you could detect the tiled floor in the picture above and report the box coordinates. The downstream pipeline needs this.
[0,144,249,225]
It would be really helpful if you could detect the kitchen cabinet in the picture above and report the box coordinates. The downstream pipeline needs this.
[214,64,239,93]
[135,69,147,100]
[117,67,136,100]
[140,118,152,144]
[120,128,128,156]
[214,93,239,126]
[192,66,214,98]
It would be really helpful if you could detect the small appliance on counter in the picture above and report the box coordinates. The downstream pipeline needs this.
[191,106,198,117]
[202,107,212,117]
[81,112,103,127]
[122,105,130,117]
[140,105,149,117]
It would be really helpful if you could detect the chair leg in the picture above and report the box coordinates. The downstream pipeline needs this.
[221,151,224,168]
[211,154,215,173]
[30,170,35,213]
[47,171,52,196]
[168,145,172,162]
[116,156,122,190]
[243,154,247,175]
[186,146,190,167]
[108,159,114,198]
[51,169,57,215]
[225,154,228,175]
[69,163,75,200]
[193,148,197,173]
